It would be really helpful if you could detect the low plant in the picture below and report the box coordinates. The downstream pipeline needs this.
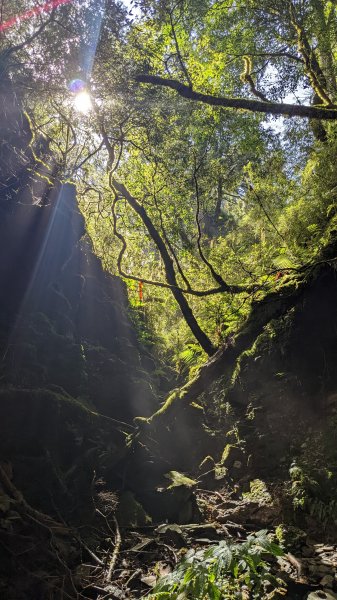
[148,530,285,599]
[289,450,337,529]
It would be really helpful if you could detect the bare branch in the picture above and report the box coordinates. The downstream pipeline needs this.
[246,180,287,244]
[150,170,193,291]
[234,49,303,63]
[72,140,105,173]
[3,11,54,56]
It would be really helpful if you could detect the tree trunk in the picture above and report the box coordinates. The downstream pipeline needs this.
[112,179,217,356]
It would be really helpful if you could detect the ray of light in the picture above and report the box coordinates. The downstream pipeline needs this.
[79,0,105,81]
[0,0,73,33]
[5,183,82,344]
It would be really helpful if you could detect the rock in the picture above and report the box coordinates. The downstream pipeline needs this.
[302,546,314,557]
[315,546,335,554]
[308,564,330,575]
[321,575,334,587]
[326,393,337,408]
[141,574,157,588]
[307,591,337,600]
[316,565,334,575]
[116,491,152,527]
[0,490,10,513]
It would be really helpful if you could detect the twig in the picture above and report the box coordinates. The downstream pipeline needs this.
[110,186,248,296]
[105,517,122,582]
[80,540,105,567]
[240,56,269,102]
[157,542,178,565]
[193,157,228,288]
[126,568,142,587]
[169,10,192,87]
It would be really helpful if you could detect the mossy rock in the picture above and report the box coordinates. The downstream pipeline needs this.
[275,524,307,549]
[116,491,152,527]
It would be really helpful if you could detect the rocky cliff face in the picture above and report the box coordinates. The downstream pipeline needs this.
[0,77,155,421]
[0,77,160,598]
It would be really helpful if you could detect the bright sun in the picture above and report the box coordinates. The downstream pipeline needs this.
[73,91,92,114]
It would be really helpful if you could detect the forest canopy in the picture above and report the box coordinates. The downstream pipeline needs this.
[2,0,337,366]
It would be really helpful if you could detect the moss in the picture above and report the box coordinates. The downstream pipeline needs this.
[230,332,266,388]
[165,470,197,489]
[229,310,296,392]
[148,386,188,421]
[275,524,306,549]
[220,444,232,464]
[242,479,273,505]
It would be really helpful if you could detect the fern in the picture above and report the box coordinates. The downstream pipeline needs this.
[272,254,297,270]
[148,531,285,600]
[177,344,203,375]
[307,497,337,528]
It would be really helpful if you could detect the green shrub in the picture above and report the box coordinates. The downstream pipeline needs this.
[148,530,285,599]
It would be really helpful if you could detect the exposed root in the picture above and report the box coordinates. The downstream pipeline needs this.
[0,464,69,534]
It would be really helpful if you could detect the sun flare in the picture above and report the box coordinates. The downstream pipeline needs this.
[73,91,92,114]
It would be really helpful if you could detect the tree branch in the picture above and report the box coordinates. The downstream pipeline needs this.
[110,180,217,356]
[193,163,228,287]
[135,74,337,119]
[152,183,193,291]
[240,56,269,102]
[3,10,54,56]
[234,49,303,63]
[110,186,247,297]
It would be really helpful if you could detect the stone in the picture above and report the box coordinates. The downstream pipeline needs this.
[315,546,335,554]
[307,591,337,600]
[320,575,334,588]
[302,546,314,557]
[308,564,331,575]
[316,565,334,575]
